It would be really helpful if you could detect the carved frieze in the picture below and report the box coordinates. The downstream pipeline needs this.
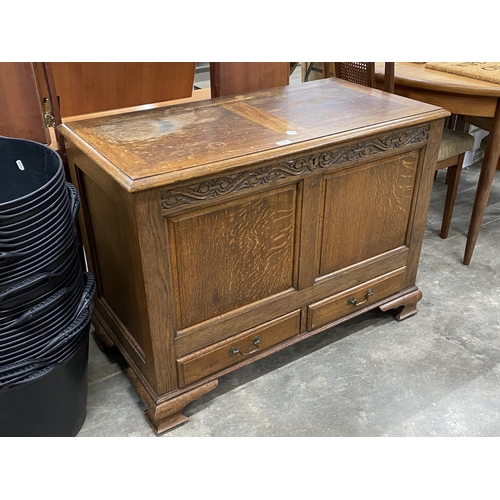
[161,125,429,211]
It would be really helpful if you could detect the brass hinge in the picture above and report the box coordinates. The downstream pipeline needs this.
[43,97,55,128]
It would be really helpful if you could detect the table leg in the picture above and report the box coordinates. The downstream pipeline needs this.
[463,99,500,265]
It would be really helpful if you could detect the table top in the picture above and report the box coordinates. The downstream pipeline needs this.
[375,62,500,97]
[59,78,447,191]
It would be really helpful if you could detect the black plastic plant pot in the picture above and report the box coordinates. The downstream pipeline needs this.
[0,209,77,265]
[0,202,72,249]
[0,272,94,364]
[0,182,76,235]
[0,330,89,437]
[0,272,86,352]
[0,174,66,225]
[0,183,80,247]
[0,302,83,363]
[0,241,79,292]
[0,254,82,328]
[0,249,81,314]
[0,308,91,385]
[0,331,88,390]
[0,227,77,282]
[0,136,64,210]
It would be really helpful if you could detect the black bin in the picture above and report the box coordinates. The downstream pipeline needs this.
[0,330,90,437]
[0,135,94,437]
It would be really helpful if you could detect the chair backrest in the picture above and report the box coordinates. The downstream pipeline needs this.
[0,62,49,144]
[209,62,290,98]
[333,62,395,93]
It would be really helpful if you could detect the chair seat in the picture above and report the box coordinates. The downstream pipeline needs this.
[437,129,475,162]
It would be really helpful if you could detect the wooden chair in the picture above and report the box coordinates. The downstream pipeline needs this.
[333,62,474,239]
[209,62,290,98]
[463,115,500,171]
[0,62,67,175]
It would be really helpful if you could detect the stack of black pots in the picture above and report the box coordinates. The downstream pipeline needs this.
[0,136,95,437]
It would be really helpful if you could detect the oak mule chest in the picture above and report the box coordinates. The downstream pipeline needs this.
[59,78,448,434]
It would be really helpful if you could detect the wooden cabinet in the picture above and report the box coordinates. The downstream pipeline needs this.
[59,78,448,434]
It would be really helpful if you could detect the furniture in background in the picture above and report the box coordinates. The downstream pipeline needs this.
[0,62,68,178]
[60,78,447,434]
[333,62,395,93]
[42,63,196,117]
[334,62,474,240]
[463,115,500,170]
[301,63,331,81]
[209,62,290,97]
[374,62,500,265]
[0,62,50,144]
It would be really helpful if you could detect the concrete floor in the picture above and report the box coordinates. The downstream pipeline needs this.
[76,68,500,437]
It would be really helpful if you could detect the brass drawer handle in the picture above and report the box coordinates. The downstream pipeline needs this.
[348,289,373,307]
[229,336,261,356]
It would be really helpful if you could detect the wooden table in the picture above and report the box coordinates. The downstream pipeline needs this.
[375,62,500,265]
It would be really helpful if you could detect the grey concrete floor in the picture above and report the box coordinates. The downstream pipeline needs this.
[76,68,500,437]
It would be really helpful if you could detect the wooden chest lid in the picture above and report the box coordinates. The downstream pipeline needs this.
[59,78,448,191]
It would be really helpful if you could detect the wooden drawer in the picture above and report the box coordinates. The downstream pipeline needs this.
[307,268,406,330]
[177,310,301,387]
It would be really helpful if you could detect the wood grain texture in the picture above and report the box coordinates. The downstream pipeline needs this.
[210,62,290,98]
[307,269,406,330]
[318,150,419,275]
[58,78,447,189]
[174,247,409,356]
[169,185,298,328]
[48,62,196,117]
[375,62,500,96]
[0,62,49,143]
[79,173,145,350]
[177,310,301,387]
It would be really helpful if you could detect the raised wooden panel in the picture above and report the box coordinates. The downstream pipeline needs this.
[0,62,49,143]
[79,171,144,350]
[318,150,419,276]
[49,62,196,117]
[168,185,299,329]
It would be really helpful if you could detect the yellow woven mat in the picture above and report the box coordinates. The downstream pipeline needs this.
[425,62,500,84]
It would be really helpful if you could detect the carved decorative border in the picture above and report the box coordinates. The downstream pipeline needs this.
[161,125,429,211]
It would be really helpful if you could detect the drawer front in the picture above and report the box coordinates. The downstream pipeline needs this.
[177,310,301,388]
[307,268,406,330]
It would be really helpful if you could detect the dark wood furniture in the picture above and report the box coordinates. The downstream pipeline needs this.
[375,62,500,264]
[209,62,290,97]
[59,78,448,434]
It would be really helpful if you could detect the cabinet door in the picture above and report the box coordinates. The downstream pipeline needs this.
[317,150,419,277]
[168,184,300,331]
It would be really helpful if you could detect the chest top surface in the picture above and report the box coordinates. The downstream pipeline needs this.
[59,78,448,190]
